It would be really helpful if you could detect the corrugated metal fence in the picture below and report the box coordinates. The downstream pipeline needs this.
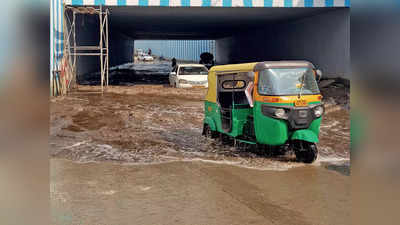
[135,40,216,62]
[64,0,350,7]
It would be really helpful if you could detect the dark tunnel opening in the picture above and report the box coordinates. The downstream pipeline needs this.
[70,6,349,86]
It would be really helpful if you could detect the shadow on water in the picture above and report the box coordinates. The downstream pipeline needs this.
[322,161,350,176]
[78,61,172,86]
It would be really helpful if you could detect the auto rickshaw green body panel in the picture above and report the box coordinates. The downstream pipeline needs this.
[204,101,322,146]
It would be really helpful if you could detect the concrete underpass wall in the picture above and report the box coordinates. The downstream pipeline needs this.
[109,30,134,68]
[74,15,134,77]
[216,9,350,78]
[74,13,100,76]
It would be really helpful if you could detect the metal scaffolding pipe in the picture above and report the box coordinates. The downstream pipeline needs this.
[59,5,109,95]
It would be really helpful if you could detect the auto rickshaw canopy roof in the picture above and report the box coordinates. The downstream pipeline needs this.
[206,61,315,103]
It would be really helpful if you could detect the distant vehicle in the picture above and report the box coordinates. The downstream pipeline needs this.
[137,53,154,61]
[143,55,154,61]
[169,64,209,88]
[135,49,144,56]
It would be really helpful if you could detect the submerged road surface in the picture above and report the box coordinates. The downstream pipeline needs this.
[51,159,349,225]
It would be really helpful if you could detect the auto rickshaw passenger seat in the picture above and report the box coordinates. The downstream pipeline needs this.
[233,91,250,107]
[218,91,250,108]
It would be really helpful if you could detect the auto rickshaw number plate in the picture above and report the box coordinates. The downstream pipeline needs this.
[294,99,308,107]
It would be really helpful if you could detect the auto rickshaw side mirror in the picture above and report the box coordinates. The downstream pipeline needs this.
[315,69,322,82]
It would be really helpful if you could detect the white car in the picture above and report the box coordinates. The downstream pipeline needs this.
[137,53,154,61]
[143,55,154,61]
[169,64,209,88]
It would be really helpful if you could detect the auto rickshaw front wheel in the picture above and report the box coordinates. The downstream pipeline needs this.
[293,141,318,164]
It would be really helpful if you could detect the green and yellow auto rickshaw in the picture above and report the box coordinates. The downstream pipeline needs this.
[202,61,324,163]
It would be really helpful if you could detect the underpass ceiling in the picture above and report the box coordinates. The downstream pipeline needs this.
[106,6,339,39]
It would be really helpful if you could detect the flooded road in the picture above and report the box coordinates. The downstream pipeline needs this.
[51,159,349,225]
[50,85,349,171]
[51,61,350,224]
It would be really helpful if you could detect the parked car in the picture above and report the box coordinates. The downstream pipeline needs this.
[137,53,154,61]
[169,64,209,88]
[143,54,154,61]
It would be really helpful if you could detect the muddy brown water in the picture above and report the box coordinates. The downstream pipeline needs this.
[51,159,349,225]
[51,62,350,224]
[51,85,349,171]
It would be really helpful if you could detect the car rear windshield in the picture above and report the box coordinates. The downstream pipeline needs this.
[179,66,208,75]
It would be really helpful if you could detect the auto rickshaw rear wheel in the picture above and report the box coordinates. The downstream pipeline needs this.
[293,141,318,164]
[203,124,218,139]
[219,133,234,146]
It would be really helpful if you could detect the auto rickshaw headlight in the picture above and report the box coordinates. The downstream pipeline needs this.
[314,106,324,118]
[274,108,287,119]
[179,79,188,84]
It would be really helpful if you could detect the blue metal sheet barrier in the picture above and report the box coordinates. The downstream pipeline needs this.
[135,40,216,62]
[64,0,350,7]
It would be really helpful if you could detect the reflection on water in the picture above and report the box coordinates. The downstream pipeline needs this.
[79,61,172,85]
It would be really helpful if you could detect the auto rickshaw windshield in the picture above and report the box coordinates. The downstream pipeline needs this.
[258,67,320,96]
